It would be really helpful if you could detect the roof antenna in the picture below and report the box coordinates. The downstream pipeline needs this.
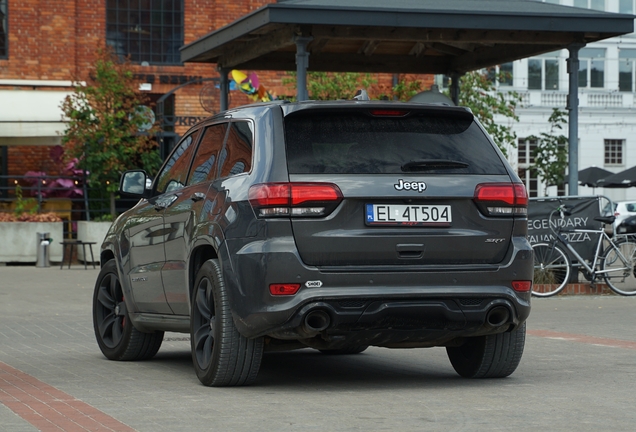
[353,89,369,101]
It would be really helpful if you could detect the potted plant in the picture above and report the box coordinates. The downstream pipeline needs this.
[0,186,64,263]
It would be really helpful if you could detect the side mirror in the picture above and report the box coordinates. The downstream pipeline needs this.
[120,170,150,197]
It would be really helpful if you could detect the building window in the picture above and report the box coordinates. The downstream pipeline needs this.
[528,53,560,90]
[605,139,624,166]
[434,74,451,89]
[487,63,513,87]
[0,0,7,58]
[0,146,7,198]
[106,0,184,65]
[518,137,566,196]
[574,0,605,10]
[620,0,634,13]
[619,49,636,92]
[579,48,605,89]
[518,138,539,197]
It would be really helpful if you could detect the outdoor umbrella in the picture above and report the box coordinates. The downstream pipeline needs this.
[596,166,636,188]
[564,166,613,187]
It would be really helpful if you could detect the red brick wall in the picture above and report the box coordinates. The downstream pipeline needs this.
[1,0,435,170]
[7,146,61,177]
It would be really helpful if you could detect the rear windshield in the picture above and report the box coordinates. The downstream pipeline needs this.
[284,110,507,175]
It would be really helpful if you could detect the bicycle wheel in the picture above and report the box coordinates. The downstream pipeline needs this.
[531,243,571,297]
[602,240,636,296]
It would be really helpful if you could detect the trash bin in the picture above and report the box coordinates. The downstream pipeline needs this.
[36,232,51,268]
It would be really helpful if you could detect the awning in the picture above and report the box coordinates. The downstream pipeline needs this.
[0,90,70,145]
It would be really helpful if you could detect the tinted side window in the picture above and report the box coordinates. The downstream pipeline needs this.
[219,121,253,178]
[284,111,507,175]
[155,130,201,194]
[188,123,228,185]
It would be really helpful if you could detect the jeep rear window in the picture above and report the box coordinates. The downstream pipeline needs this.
[284,111,507,175]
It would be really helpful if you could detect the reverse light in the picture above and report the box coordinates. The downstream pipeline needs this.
[474,183,528,217]
[512,280,532,292]
[249,182,343,217]
[269,283,301,296]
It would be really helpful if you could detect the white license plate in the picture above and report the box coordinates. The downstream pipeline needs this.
[366,204,452,226]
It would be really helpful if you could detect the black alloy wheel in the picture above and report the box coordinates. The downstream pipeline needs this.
[93,260,163,361]
[190,259,264,386]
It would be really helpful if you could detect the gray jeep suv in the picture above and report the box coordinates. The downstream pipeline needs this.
[93,100,533,386]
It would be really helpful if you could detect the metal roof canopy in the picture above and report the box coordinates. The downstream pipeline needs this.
[181,0,633,74]
[181,0,634,195]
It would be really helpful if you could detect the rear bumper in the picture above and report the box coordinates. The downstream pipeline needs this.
[266,294,528,349]
[223,234,533,344]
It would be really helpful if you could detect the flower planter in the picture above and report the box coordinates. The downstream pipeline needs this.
[0,222,64,263]
[76,221,112,263]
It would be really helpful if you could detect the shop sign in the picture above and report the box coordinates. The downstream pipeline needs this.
[134,74,204,85]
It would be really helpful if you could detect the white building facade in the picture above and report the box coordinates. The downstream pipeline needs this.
[454,0,636,202]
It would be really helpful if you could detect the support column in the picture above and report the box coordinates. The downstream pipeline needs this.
[295,36,313,101]
[450,72,461,106]
[219,68,229,112]
[567,44,584,196]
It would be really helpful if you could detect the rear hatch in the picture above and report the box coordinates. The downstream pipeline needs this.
[263,104,524,267]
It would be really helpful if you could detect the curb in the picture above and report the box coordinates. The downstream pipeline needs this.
[556,283,615,296]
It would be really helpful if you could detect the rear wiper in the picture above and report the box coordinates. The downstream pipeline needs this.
[401,159,469,172]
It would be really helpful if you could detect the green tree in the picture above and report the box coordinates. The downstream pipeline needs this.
[387,79,425,101]
[386,72,521,156]
[283,72,377,100]
[60,48,161,219]
[453,71,522,156]
[529,108,569,195]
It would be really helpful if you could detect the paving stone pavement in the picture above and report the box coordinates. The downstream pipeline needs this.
[1,265,636,431]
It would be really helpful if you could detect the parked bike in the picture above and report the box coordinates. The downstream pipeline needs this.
[532,204,636,297]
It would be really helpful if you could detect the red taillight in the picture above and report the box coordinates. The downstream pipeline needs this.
[512,280,532,292]
[474,183,527,216]
[290,183,342,206]
[249,182,343,217]
[369,109,409,117]
[269,283,301,296]
[248,183,291,207]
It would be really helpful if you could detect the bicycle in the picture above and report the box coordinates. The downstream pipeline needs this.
[531,204,636,297]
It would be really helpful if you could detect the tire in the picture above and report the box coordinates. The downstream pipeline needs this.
[446,322,526,378]
[531,243,571,297]
[93,260,164,361]
[319,345,369,355]
[190,259,264,386]
[602,240,636,296]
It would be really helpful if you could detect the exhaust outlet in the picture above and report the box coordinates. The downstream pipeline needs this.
[303,309,331,332]
[486,306,510,327]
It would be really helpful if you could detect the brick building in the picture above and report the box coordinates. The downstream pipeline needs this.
[0,0,431,198]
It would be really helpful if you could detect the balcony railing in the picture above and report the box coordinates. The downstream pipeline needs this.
[502,90,635,109]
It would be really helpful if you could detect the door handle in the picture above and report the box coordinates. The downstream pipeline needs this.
[190,192,205,202]
[154,195,178,211]
[396,244,424,259]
